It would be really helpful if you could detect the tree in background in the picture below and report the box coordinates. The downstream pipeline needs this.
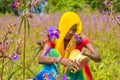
[45,0,120,14]
[0,0,13,13]
[0,0,119,14]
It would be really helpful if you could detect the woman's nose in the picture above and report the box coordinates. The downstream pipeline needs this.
[69,30,74,35]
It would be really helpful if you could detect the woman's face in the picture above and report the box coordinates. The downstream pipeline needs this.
[64,24,77,40]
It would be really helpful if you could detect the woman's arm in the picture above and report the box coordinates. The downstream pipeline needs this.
[38,41,79,71]
[38,43,57,64]
[83,44,101,62]
[81,33,101,62]
[38,43,74,65]
[38,55,58,64]
[38,49,77,67]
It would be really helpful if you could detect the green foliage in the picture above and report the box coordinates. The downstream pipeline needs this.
[89,31,120,80]
[0,12,120,79]
[0,0,120,14]
[88,0,105,12]
[0,0,14,14]
[45,0,88,13]
[45,0,120,13]
[113,0,120,12]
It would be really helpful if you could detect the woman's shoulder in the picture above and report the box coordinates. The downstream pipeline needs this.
[76,33,91,47]
[80,33,91,42]
[76,33,91,44]
[50,49,61,57]
[81,33,89,40]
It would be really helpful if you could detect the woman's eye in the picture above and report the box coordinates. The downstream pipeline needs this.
[73,29,76,31]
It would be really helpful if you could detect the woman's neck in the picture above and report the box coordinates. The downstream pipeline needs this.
[64,39,70,49]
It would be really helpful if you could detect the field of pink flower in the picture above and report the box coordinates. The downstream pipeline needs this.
[0,12,120,80]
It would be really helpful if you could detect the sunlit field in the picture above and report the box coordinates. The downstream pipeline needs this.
[0,12,120,80]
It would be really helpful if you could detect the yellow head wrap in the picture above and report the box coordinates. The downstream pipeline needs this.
[55,12,82,57]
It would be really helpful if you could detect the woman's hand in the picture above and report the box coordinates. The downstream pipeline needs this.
[82,48,91,56]
[59,58,73,67]
[60,58,80,71]
[82,47,101,62]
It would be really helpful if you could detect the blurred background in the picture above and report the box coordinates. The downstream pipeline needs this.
[0,0,120,15]
[0,0,120,80]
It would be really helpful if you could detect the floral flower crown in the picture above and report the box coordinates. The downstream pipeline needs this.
[47,26,60,39]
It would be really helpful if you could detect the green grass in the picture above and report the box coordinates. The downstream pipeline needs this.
[0,12,120,80]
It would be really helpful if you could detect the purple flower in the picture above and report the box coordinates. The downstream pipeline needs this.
[44,0,48,3]
[73,34,82,43]
[0,42,2,45]
[2,41,9,52]
[117,16,120,20]
[104,0,111,6]
[10,53,20,61]
[62,74,68,80]
[43,73,50,80]
[47,26,60,39]
[11,4,16,8]
[3,41,9,48]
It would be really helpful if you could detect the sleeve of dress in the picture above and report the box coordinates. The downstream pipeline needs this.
[76,38,93,80]
[82,38,91,46]
[76,38,91,51]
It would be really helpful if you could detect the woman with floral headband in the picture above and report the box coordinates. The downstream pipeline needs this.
[33,26,69,80]
[34,12,101,80]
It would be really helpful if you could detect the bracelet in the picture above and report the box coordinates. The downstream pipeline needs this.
[57,56,62,64]
[75,52,82,63]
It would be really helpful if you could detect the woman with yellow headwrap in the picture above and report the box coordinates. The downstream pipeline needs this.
[55,12,101,80]
[34,12,101,80]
